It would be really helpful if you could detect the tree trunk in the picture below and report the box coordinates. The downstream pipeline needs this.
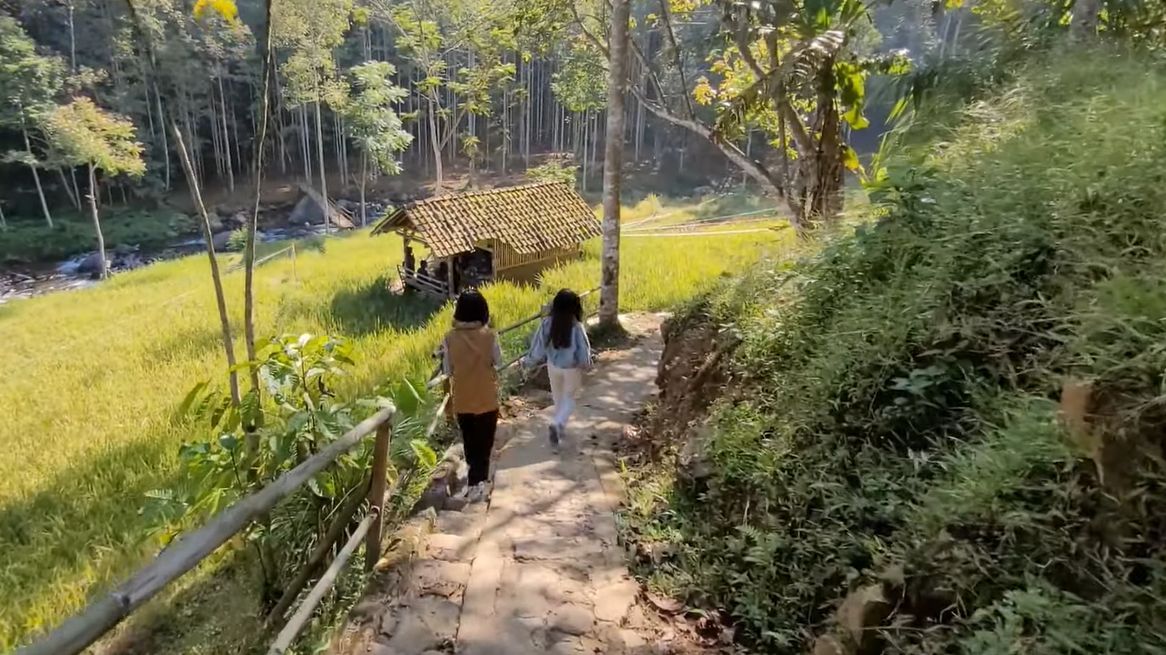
[69,168,83,211]
[314,98,330,231]
[174,122,241,406]
[121,0,241,408]
[427,94,443,185]
[806,67,844,223]
[22,124,53,228]
[300,106,312,182]
[242,0,276,442]
[1072,0,1100,39]
[155,87,171,190]
[580,113,588,191]
[87,164,108,280]
[218,76,235,192]
[360,152,368,227]
[58,168,81,210]
[67,0,77,72]
[599,0,630,331]
[0,201,7,231]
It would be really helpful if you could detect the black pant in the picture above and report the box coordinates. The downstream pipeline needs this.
[457,410,498,486]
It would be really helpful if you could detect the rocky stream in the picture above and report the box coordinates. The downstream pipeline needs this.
[0,195,391,305]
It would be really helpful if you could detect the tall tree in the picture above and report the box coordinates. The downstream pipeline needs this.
[339,61,413,226]
[0,15,65,228]
[124,0,243,406]
[598,0,629,330]
[565,0,899,231]
[382,0,516,186]
[244,0,276,409]
[45,97,146,279]
[274,0,354,230]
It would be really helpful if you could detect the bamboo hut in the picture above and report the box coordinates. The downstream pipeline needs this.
[371,182,601,299]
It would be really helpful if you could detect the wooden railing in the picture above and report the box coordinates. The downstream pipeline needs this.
[18,286,601,655]
[398,265,449,298]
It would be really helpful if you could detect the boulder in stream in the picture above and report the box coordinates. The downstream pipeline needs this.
[210,231,233,251]
[77,252,108,279]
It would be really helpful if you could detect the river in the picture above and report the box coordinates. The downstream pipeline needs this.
[0,224,331,305]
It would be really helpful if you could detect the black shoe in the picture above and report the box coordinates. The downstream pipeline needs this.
[548,424,560,446]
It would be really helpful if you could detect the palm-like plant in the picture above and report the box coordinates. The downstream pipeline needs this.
[707,0,907,227]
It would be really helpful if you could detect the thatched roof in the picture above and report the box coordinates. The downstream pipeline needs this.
[371,182,600,258]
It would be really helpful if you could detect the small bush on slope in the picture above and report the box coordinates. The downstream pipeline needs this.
[624,49,1166,653]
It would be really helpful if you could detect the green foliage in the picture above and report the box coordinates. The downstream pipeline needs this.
[46,97,145,177]
[384,0,520,141]
[526,159,578,186]
[0,198,783,651]
[273,0,354,107]
[551,44,605,113]
[0,15,64,124]
[342,61,413,176]
[0,209,195,263]
[225,227,248,252]
[623,50,1166,653]
[149,333,441,594]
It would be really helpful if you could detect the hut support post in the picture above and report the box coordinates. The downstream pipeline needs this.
[446,257,456,299]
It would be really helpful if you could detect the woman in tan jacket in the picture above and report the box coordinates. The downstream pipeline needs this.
[441,290,501,502]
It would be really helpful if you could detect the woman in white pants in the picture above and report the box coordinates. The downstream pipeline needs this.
[524,289,593,446]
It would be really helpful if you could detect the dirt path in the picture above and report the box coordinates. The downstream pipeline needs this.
[334,314,708,655]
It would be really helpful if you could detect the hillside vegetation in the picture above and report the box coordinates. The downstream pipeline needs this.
[0,198,788,651]
[623,50,1166,654]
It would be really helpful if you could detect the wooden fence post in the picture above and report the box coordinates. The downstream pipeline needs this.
[366,421,391,570]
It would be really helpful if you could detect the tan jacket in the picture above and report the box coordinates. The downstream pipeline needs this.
[443,321,500,415]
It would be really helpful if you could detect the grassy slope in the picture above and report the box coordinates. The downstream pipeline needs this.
[623,50,1166,653]
[0,198,791,650]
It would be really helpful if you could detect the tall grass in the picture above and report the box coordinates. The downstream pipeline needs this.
[0,203,790,650]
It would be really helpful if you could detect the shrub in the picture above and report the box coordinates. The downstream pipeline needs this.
[622,48,1166,653]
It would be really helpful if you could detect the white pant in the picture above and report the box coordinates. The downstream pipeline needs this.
[548,364,583,429]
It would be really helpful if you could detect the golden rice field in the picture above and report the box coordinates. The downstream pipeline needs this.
[0,195,793,651]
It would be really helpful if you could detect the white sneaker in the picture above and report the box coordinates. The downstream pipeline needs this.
[466,482,487,503]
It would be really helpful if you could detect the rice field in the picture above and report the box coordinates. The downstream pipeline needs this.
[0,197,792,650]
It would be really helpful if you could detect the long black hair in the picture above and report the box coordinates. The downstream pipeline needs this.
[547,289,582,349]
[454,289,489,324]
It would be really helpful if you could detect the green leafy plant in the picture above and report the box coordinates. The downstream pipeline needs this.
[527,159,578,187]
[147,333,440,599]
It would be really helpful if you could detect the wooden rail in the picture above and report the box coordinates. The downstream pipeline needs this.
[19,285,600,655]
[18,407,395,655]
[398,265,449,298]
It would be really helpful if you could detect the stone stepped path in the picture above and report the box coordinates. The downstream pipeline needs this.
[336,315,706,655]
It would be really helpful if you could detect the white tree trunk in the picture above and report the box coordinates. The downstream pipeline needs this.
[218,76,235,192]
[427,94,443,184]
[314,99,330,231]
[360,152,368,227]
[22,124,53,228]
[67,0,76,71]
[58,168,81,210]
[599,0,630,330]
[87,164,108,280]
[155,87,171,190]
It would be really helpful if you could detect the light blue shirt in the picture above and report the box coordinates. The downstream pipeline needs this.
[525,318,592,370]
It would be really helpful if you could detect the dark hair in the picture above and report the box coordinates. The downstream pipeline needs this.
[548,289,582,349]
[454,289,490,324]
